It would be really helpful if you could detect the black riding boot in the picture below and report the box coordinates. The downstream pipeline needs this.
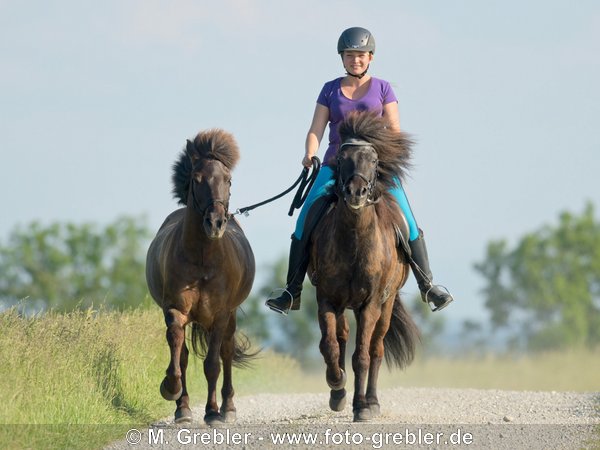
[408,229,454,312]
[265,196,331,315]
[265,236,308,314]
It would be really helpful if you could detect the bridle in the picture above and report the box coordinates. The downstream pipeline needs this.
[191,182,231,218]
[189,159,232,220]
[336,138,379,205]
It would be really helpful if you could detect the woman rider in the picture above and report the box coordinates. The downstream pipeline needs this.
[266,27,454,314]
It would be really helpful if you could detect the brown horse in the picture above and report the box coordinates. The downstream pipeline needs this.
[308,111,420,422]
[145,129,255,425]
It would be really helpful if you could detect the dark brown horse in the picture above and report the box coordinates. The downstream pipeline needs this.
[308,111,420,422]
[146,129,255,425]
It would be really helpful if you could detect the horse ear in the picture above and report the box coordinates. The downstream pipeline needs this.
[186,139,198,162]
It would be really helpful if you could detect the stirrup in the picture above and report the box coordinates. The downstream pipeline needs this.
[424,285,454,312]
[265,288,296,316]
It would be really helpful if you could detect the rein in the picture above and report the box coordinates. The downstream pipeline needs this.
[232,157,321,217]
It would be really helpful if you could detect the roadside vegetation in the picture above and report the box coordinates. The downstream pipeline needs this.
[1,306,598,450]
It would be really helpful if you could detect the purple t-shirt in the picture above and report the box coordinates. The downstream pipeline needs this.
[316,76,398,165]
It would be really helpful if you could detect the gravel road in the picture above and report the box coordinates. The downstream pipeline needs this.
[106,387,599,450]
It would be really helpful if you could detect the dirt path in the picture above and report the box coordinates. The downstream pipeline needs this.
[105,387,599,449]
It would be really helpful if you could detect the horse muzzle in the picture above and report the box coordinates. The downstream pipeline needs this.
[203,204,228,239]
[342,176,371,210]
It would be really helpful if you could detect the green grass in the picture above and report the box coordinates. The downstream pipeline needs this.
[0,307,598,450]
[0,306,328,450]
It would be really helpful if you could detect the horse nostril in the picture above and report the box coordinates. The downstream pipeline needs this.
[360,186,368,197]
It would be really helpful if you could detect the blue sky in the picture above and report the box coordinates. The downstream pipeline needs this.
[1,0,599,326]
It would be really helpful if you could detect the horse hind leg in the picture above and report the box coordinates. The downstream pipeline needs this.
[329,312,349,412]
[161,308,186,402]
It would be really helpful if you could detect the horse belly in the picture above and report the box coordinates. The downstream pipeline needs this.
[145,216,185,307]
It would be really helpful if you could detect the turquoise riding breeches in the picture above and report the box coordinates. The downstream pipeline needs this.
[293,165,419,241]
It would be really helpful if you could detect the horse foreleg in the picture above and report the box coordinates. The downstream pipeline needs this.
[352,303,380,422]
[366,299,394,418]
[174,341,193,423]
[219,313,237,423]
[318,302,347,410]
[161,308,186,402]
[203,315,227,425]
[329,312,349,411]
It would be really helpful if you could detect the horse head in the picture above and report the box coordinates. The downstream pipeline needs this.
[335,111,413,210]
[172,130,240,240]
[186,140,233,239]
[336,138,379,210]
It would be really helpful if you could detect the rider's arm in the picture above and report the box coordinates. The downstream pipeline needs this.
[382,101,401,132]
[304,103,329,167]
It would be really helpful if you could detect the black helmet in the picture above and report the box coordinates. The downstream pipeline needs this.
[337,27,376,54]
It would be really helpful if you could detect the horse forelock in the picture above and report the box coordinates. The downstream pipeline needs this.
[336,111,413,195]
[171,129,240,205]
[193,129,240,170]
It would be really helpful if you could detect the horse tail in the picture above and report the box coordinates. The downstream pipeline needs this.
[190,323,210,358]
[384,295,421,369]
[231,332,260,369]
[190,323,259,369]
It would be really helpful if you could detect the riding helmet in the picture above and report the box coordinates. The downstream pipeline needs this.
[337,27,376,54]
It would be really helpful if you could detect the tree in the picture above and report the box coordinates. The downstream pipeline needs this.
[474,202,600,351]
[0,216,152,312]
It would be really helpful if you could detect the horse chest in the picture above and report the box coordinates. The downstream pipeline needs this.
[316,228,394,302]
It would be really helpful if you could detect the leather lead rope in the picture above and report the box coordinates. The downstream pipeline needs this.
[232,157,321,217]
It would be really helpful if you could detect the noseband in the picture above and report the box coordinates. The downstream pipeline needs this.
[337,139,379,204]
[189,164,232,221]
[191,184,230,218]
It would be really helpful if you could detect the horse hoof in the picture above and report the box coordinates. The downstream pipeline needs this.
[203,411,223,426]
[160,378,182,401]
[353,408,372,422]
[220,410,237,423]
[174,407,193,424]
[326,369,347,390]
[329,389,346,412]
[369,403,381,417]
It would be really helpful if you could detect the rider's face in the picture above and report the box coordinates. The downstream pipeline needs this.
[342,51,373,76]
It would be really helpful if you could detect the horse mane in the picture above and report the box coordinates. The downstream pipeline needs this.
[336,111,413,196]
[171,129,240,205]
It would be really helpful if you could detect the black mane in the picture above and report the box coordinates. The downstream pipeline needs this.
[171,129,240,205]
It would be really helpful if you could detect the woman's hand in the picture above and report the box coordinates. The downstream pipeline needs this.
[302,153,315,167]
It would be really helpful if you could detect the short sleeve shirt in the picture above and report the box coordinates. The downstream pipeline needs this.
[317,76,398,165]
